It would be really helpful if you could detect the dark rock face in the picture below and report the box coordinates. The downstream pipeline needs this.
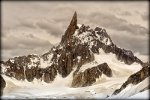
[1,55,58,83]
[43,66,57,83]
[61,12,78,44]
[114,47,136,65]
[113,64,150,95]
[0,75,6,96]
[56,43,94,78]
[72,63,112,87]
[2,55,40,81]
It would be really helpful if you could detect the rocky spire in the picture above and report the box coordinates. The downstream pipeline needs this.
[61,11,77,44]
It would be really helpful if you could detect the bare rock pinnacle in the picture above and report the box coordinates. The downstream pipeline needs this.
[61,11,77,44]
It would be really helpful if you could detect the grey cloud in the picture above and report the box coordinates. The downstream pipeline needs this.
[2,33,53,50]
[118,11,132,16]
[141,13,148,21]
[89,12,148,35]
[36,21,64,37]
[135,11,148,21]
[6,18,65,38]
[19,21,37,29]
[111,34,148,55]
[1,41,16,50]
[2,33,53,60]
[2,46,52,61]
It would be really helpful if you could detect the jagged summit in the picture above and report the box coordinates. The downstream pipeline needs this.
[61,11,78,44]
[1,12,145,82]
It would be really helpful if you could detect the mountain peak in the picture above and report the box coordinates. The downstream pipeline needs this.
[70,11,77,28]
[1,12,149,99]
[61,11,77,44]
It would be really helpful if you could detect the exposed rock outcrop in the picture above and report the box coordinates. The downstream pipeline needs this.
[112,64,150,95]
[61,12,78,44]
[72,63,112,87]
[0,75,6,96]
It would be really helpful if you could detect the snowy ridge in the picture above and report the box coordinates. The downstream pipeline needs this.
[79,48,142,75]
[109,77,149,99]
[73,24,112,50]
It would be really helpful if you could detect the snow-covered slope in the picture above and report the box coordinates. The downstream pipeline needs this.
[1,64,149,99]
[129,89,149,99]
[1,50,149,99]
[110,77,149,99]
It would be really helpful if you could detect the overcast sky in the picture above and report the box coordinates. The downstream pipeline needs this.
[1,1,149,60]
